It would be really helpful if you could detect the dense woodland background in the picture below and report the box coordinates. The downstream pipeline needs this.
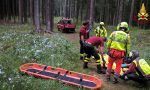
[0,0,150,32]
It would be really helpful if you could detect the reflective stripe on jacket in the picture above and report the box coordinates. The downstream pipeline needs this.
[133,59,150,75]
[94,26,107,37]
[107,31,130,54]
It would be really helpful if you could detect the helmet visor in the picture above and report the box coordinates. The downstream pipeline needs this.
[120,27,127,31]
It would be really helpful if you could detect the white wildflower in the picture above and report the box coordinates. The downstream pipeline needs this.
[34,50,42,56]
[8,77,12,81]
[0,69,4,75]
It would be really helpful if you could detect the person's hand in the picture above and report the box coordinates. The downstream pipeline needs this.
[96,49,99,53]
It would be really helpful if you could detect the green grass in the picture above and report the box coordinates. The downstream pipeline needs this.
[0,25,80,90]
[0,22,150,90]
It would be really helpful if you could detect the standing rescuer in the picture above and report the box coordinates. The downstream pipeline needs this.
[106,22,131,84]
[82,36,106,74]
[79,21,89,60]
[94,22,107,68]
[94,22,107,38]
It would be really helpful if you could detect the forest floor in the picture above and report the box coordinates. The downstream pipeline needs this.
[58,31,150,90]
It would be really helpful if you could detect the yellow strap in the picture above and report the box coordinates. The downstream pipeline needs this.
[84,60,88,62]
[80,54,84,57]
[84,58,90,62]
[96,60,101,65]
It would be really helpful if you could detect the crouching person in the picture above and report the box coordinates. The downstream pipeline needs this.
[121,50,150,87]
[82,36,106,74]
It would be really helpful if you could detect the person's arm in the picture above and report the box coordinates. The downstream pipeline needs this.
[80,34,84,41]
[124,62,136,75]
[107,32,113,49]
[80,27,86,41]
[94,27,97,33]
[103,27,107,37]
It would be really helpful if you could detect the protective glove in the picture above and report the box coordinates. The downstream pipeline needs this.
[121,64,128,68]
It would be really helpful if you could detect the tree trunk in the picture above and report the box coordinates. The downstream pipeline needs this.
[30,0,34,25]
[34,0,41,32]
[45,0,51,33]
[19,0,23,24]
[129,0,135,26]
[118,0,123,23]
[23,0,27,23]
[45,0,54,33]
[85,0,90,20]
[42,0,46,24]
[75,0,80,23]
[89,0,95,27]
[50,0,54,32]
[12,0,16,23]
[80,0,83,22]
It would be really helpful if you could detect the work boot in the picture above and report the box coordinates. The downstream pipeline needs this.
[80,53,84,60]
[83,62,88,69]
[96,65,102,74]
[105,75,111,82]
[112,77,118,84]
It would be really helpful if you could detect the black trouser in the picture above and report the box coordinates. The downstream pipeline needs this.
[127,73,148,84]
[83,42,100,60]
[80,40,84,54]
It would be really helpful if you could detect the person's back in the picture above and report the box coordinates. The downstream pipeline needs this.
[82,36,106,74]
[86,36,104,47]
[107,30,130,51]
[133,59,150,77]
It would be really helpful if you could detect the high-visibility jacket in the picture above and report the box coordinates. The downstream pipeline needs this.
[133,59,150,76]
[94,26,107,37]
[107,31,131,54]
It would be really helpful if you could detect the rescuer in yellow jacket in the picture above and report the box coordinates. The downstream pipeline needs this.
[94,22,107,38]
[106,22,131,84]
[121,50,150,87]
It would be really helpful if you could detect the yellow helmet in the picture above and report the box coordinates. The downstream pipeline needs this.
[100,22,104,26]
[118,22,129,33]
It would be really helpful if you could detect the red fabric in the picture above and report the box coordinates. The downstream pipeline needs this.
[107,49,124,76]
[86,36,104,47]
[109,49,125,58]
[79,25,89,40]
[124,63,136,75]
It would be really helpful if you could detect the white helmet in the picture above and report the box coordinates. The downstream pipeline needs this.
[100,22,104,26]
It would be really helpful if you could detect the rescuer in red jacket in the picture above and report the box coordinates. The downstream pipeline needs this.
[79,21,89,60]
[82,36,106,74]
